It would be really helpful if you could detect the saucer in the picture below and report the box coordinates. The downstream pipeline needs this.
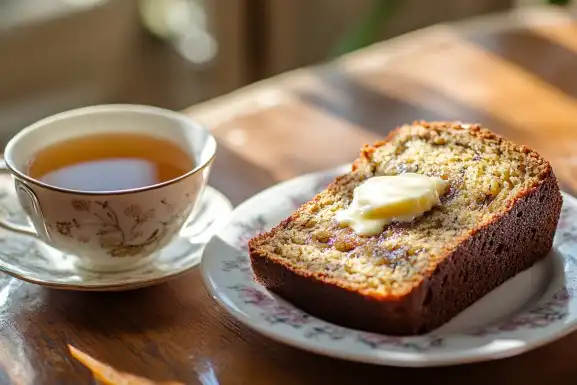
[201,164,577,367]
[0,172,233,291]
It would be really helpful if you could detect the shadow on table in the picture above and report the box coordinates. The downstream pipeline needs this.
[296,66,528,141]
[468,29,577,102]
[39,272,200,332]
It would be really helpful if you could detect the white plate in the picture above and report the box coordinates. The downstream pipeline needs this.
[0,171,233,291]
[201,164,577,367]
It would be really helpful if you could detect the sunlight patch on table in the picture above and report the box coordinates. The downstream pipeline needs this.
[211,100,379,182]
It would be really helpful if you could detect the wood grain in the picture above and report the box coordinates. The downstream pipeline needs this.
[3,5,577,384]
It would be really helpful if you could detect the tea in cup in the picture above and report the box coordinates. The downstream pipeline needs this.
[0,104,216,272]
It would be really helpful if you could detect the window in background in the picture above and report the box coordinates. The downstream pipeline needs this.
[0,0,245,146]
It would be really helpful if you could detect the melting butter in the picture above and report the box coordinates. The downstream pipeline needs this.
[336,173,449,236]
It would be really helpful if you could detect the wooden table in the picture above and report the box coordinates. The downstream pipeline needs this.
[3,5,577,384]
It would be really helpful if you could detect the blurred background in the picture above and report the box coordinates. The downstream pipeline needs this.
[0,0,556,146]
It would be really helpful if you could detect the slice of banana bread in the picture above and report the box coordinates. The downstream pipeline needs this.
[248,121,562,335]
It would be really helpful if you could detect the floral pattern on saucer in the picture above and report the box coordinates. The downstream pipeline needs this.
[202,164,577,366]
[0,175,233,291]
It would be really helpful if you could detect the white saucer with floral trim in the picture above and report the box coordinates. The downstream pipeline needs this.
[0,171,233,291]
[201,164,577,367]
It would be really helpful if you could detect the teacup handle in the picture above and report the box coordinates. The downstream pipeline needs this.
[0,161,39,238]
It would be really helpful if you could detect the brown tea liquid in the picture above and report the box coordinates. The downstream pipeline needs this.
[28,133,195,191]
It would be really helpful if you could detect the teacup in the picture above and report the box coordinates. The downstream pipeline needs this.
[0,104,216,272]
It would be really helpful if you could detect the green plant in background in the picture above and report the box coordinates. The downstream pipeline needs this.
[334,0,571,56]
[332,0,401,56]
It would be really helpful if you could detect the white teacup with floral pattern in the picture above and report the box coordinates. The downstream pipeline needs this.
[0,104,216,272]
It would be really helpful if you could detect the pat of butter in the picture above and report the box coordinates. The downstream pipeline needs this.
[336,173,449,236]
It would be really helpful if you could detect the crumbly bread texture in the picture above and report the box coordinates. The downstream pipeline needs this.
[248,121,562,335]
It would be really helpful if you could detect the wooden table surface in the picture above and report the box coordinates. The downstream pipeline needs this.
[3,5,577,384]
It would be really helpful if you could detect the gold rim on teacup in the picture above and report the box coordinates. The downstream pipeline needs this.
[4,104,216,196]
